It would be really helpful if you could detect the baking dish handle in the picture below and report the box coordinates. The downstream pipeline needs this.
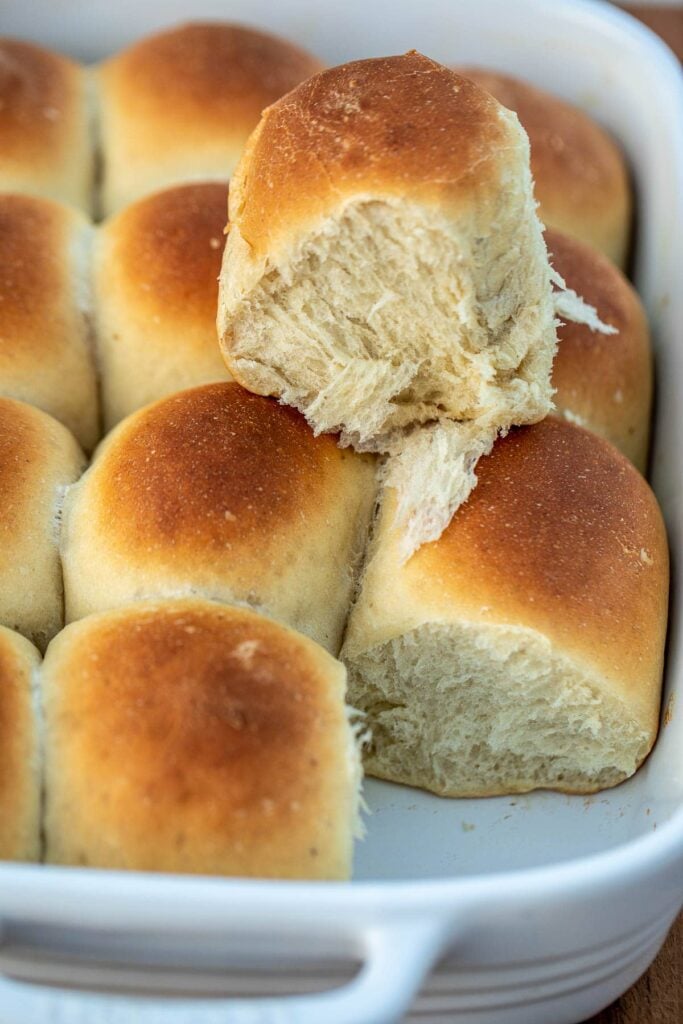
[0,915,451,1024]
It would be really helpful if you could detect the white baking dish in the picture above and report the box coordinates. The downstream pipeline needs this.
[0,1,682,1021]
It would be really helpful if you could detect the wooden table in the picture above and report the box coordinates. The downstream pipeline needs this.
[619,4,683,61]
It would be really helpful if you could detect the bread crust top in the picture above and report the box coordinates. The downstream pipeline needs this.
[0,39,82,167]
[82,382,370,560]
[43,600,353,876]
[231,52,522,256]
[0,193,87,354]
[99,182,228,329]
[99,23,323,147]
[0,397,81,509]
[47,601,341,800]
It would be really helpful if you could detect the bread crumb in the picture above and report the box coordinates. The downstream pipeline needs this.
[562,409,588,428]
[664,695,675,726]
[231,639,260,667]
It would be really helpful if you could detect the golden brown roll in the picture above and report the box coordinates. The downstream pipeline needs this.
[0,398,85,649]
[42,599,360,878]
[94,182,230,431]
[219,53,556,447]
[0,193,99,450]
[546,228,652,471]
[458,68,632,267]
[219,52,571,554]
[0,626,41,862]
[97,22,323,214]
[61,383,376,653]
[343,418,668,797]
[0,38,93,212]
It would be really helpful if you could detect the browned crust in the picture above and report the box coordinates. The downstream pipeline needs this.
[102,182,228,328]
[546,227,651,465]
[45,601,349,875]
[93,382,357,558]
[459,68,630,223]
[0,627,39,859]
[0,193,76,354]
[0,38,82,167]
[232,52,518,255]
[0,397,49,513]
[100,23,323,144]
[410,418,668,706]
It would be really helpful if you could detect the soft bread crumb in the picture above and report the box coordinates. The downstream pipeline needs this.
[383,421,498,561]
[345,621,651,796]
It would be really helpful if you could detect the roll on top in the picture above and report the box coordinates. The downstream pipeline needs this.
[61,383,377,652]
[547,228,652,470]
[95,182,230,429]
[97,23,324,213]
[0,193,98,450]
[219,53,559,551]
[43,600,359,878]
[0,38,93,212]
[0,398,85,649]
[459,68,632,266]
[0,626,41,862]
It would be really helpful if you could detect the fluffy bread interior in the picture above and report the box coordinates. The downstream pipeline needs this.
[225,198,556,451]
[346,622,652,796]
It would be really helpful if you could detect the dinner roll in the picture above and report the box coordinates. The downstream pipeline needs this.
[43,599,360,878]
[0,193,99,450]
[61,383,376,653]
[97,23,323,214]
[0,38,93,212]
[343,418,668,796]
[0,627,41,862]
[218,53,598,553]
[94,182,230,431]
[459,69,632,267]
[547,228,652,471]
[0,398,85,650]
[219,53,556,450]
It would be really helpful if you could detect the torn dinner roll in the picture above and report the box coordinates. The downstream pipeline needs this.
[219,52,557,451]
[42,599,361,879]
[218,52,609,552]
[94,182,230,430]
[343,417,668,797]
[61,383,376,653]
